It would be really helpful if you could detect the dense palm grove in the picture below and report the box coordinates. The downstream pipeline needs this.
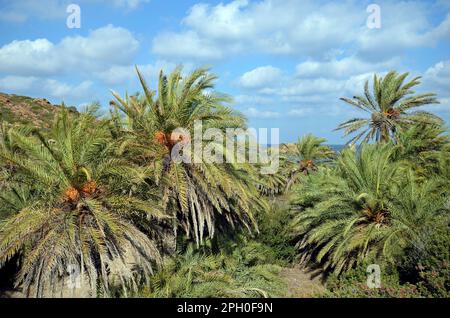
[0,69,448,297]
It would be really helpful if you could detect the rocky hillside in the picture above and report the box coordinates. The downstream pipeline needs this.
[0,93,77,128]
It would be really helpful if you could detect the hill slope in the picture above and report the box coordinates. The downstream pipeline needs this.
[0,92,77,128]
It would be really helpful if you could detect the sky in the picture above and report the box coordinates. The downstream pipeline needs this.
[0,0,449,143]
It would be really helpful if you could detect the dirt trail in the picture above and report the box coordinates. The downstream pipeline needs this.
[280,266,326,297]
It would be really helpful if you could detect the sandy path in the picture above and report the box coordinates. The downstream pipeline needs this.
[280,266,326,297]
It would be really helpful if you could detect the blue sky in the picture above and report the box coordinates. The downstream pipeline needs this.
[0,0,449,143]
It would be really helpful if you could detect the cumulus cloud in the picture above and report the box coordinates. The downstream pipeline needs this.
[44,79,93,100]
[0,76,37,91]
[151,0,450,63]
[0,76,93,101]
[94,60,178,86]
[296,57,399,79]
[152,0,362,61]
[0,25,139,76]
[424,60,450,90]
[234,64,379,121]
[239,66,282,89]
[356,4,450,61]
[0,24,146,107]
[152,31,225,61]
[421,60,450,114]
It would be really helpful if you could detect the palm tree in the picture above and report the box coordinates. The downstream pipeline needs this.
[283,134,334,190]
[109,66,264,247]
[336,71,440,144]
[291,144,448,274]
[394,122,449,176]
[0,108,163,297]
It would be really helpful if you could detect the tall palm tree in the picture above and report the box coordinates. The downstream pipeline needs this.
[110,66,264,247]
[283,134,334,190]
[336,71,440,144]
[291,144,448,274]
[0,108,163,297]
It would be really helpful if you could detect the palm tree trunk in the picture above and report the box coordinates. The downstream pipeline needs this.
[159,221,177,256]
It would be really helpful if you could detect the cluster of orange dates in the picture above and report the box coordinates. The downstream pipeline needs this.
[63,180,98,202]
[383,108,400,119]
[154,131,190,151]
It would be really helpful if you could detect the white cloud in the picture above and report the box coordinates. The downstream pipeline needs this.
[94,60,178,86]
[0,11,28,23]
[183,0,254,41]
[94,65,136,86]
[152,0,362,61]
[288,108,313,117]
[107,0,150,9]
[296,57,399,79]
[0,25,139,77]
[0,76,37,91]
[239,66,282,89]
[422,60,450,114]
[43,79,93,100]
[424,60,450,90]
[244,107,280,119]
[0,0,69,23]
[234,63,381,121]
[0,39,59,76]
[60,25,139,64]
[0,0,150,23]
[0,76,93,101]
[356,4,450,61]
[152,31,225,61]
[151,0,450,63]
[259,77,348,97]
[234,56,450,123]
[235,94,274,105]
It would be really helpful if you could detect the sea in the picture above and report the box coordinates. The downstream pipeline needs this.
[328,145,346,152]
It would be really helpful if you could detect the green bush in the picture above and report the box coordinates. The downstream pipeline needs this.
[139,243,287,298]
[400,218,450,297]
[255,198,297,264]
[324,265,422,298]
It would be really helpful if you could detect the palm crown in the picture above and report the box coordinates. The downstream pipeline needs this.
[0,108,163,297]
[291,144,447,274]
[337,71,440,144]
[283,134,334,190]
[110,66,264,246]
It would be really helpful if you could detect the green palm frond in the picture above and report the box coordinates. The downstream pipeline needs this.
[337,70,440,144]
[290,143,448,274]
[0,109,163,297]
[110,66,264,246]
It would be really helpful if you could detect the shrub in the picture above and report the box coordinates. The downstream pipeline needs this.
[400,218,450,297]
[139,244,286,298]
[324,265,422,298]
